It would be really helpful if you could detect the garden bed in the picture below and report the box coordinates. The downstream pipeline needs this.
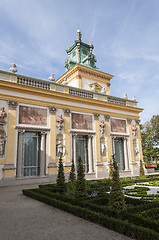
[23,176,159,240]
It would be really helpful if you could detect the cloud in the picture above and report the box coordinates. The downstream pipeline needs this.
[0,0,159,123]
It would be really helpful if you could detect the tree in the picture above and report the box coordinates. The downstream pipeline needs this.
[151,115,159,146]
[56,157,66,193]
[139,159,145,176]
[69,159,76,182]
[141,115,159,165]
[75,156,87,198]
[109,155,125,209]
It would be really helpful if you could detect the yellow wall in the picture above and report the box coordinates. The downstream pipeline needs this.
[5,108,16,165]
[137,124,143,160]
[3,169,15,178]
[105,120,111,160]
[97,166,103,171]
[49,113,56,163]
[64,115,71,162]
[48,167,57,175]
[95,117,100,162]
[128,122,135,162]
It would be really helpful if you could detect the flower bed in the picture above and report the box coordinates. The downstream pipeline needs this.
[145,166,156,173]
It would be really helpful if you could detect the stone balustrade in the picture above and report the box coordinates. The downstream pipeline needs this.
[0,70,137,107]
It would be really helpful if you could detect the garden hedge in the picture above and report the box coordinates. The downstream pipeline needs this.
[23,188,159,240]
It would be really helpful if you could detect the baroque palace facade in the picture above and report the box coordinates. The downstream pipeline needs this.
[0,30,143,184]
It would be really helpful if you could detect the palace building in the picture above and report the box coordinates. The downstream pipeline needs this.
[0,30,143,185]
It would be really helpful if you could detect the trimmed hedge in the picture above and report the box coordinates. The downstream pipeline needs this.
[23,189,159,240]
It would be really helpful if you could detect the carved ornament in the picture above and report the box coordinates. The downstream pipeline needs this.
[0,107,7,122]
[56,114,64,130]
[49,106,57,114]
[8,100,18,110]
[64,109,71,116]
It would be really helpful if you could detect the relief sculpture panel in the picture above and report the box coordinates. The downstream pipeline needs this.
[72,113,93,130]
[111,119,126,133]
[19,106,47,125]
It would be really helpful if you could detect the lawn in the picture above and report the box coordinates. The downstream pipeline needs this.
[23,175,159,240]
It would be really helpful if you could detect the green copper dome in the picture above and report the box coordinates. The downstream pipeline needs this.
[64,30,98,72]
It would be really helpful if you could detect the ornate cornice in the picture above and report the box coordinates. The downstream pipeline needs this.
[16,126,50,131]
[56,64,114,84]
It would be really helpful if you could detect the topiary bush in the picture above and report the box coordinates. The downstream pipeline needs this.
[109,155,125,209]
[56,156,66,193]
[69,159,76,182]
[75,156,87,198]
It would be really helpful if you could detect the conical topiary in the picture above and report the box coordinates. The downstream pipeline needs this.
[109,157,113,178]
[56,157,66,193]
[75,156,87,198]
[109,155,125,209]
[69,159,76,182]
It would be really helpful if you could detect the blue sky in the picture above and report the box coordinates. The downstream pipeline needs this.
[0,0,159,124]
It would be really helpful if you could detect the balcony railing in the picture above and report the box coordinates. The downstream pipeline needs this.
[0,71,137,107]
[17,76,50,90]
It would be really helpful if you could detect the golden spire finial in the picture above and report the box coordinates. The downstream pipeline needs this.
[67,45,70,50]
[90,41,92,45]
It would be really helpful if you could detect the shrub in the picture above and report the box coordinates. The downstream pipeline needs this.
[56,157,66,193]
[109,155,125,209]
[75,156,87,197]
[69,159,76,182]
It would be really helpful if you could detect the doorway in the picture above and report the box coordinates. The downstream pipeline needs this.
[114,138,125,171]
[76,135,89,173]
[22,132,41,177]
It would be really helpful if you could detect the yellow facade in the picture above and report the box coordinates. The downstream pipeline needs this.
[0,33,144,184]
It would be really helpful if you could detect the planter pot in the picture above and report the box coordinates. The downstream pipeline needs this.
[145,166,155,173]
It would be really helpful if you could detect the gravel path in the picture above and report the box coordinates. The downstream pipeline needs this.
[0,184,133,240]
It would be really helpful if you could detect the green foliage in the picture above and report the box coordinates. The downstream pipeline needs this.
[109,157,113,178]
[75,156,87,198]
[141,115,159,165]
[69,159,76,182]
[139,159,145,176]
[56,157,66,193]
[23,187,159,240]
[109,155,125,209]
[66,181,77,196]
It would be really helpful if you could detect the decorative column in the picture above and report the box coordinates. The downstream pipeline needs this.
[111,136,116,156]
[94,113,100,162]
[17,130,25,178]
[88,135,93,173]
[64,109,71,163]
[40,131,47,177]
[48,107,57,174]
[124,137,129,171]
[104,115,111,160]
[72,134,77,171]
[3,101,18,178]
[127,118,135,161]
[136,120,143,160]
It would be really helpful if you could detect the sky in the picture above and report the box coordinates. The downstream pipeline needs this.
[0,0,159,124]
